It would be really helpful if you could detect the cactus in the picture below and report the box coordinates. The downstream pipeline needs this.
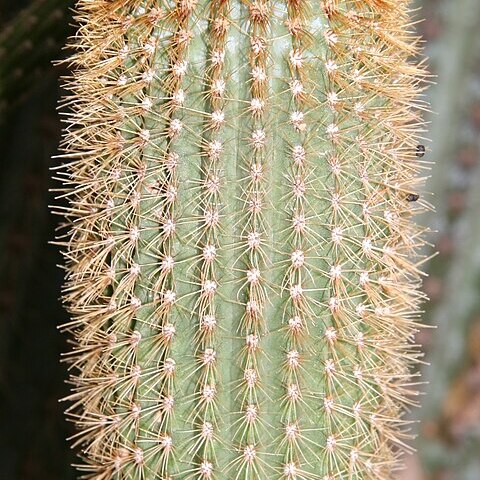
[54,0,429,478]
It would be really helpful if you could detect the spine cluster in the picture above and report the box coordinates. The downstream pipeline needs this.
[55,0,429,479]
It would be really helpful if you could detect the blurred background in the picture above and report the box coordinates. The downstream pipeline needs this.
[0,0,479,478]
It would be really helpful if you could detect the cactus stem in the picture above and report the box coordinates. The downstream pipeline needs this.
[54,1,430,478]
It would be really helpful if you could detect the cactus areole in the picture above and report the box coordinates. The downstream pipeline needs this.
[55,0,430,478]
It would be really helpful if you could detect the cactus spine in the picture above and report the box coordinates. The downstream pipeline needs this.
[55,0,429,478]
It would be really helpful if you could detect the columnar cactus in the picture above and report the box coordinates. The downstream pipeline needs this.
[55,0,429,478]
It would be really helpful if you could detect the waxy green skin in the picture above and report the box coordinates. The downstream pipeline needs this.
[58,0,427,479]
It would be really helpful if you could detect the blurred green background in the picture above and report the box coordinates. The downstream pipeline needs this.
[0,0,479,479]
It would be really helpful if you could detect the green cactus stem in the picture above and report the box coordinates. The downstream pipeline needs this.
[54,0,429,478]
